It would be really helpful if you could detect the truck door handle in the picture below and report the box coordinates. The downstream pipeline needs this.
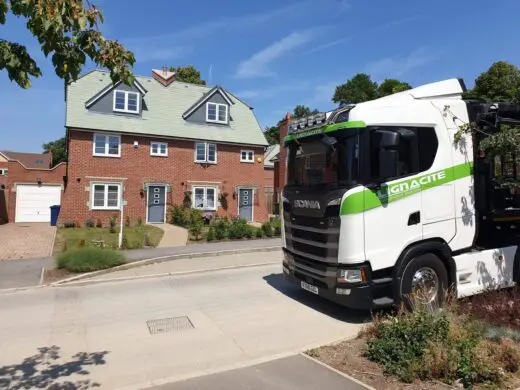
[408,211,421,226]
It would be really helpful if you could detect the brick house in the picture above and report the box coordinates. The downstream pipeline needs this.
[0,151,65,224]
[58,69,269,226]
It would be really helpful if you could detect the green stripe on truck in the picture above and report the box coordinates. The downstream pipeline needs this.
[340,162,473,215]
[283,120,367,143]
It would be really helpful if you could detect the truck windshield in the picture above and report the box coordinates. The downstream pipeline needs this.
[287,132,360,188]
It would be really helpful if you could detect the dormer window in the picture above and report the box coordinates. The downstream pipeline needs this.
[206,102,228,124]
[113,90,140,114]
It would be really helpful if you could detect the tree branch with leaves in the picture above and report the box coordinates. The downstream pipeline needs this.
[0,0,135,88]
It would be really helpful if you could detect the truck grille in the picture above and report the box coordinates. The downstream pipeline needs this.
[284,212,340,263]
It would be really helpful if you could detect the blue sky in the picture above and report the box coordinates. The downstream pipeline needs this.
[2,0,520,152]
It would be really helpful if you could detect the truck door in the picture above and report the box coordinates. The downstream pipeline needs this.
[364,127,424,270]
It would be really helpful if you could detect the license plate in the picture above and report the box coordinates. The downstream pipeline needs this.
[301,281,318,295]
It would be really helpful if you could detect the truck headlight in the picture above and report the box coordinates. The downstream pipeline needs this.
[282,195,289,204]
[337,269,366,284]
[327,197,342,206]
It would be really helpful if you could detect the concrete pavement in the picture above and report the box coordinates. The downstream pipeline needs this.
[148,355,370,390]
[0,257,368,389]
[156,224,188,247]
[0,223,56,260]
[0,237,282,290]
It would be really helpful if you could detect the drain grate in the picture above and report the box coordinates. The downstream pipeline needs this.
[146,316,194,335]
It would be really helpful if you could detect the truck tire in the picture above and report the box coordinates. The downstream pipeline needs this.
[399,253,448,311]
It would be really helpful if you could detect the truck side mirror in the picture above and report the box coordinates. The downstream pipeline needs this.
[377,130,400,149]
[379,150,399,181]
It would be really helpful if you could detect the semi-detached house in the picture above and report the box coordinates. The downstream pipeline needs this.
[58,68,269,226]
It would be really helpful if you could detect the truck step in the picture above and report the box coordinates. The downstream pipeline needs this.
[372,277,393,285]
[373,297,394,308]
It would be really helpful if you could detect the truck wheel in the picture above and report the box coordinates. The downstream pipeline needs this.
[399,253,448,311]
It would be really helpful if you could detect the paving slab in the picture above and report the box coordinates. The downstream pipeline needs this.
[0,223,56,260]
[148,355,370,390]
[156,224,188,248]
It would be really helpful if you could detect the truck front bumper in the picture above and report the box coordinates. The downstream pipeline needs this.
[282,248,391,311]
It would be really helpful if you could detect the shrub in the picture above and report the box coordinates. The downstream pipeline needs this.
[228,218,249,239]
[56,247,125,273]
[244,225,255,239]
[214,217,230,240]
[189,208,203,226]
[85,218,95,228]
[143,232,151,247]
[170,204,190,227]
[189,221,203,241]
[137,217,143,226]
[77,239,86,248]
[271,216,281,236]
[96,218,102,228]
[255,227,264,238]
[261,221,274,237]
[365,308,518,388]
[121,234,129,249]
[125,215,131,227]
[206,226,216,242]
[109,216,117,234]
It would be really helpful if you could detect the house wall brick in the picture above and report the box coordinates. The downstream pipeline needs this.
[59,129,269,226]
[0,161,7,188]
[5,160,66,222]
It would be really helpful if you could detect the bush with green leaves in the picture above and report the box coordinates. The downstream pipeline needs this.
[228,218,249,239]
[365,308,520,388]
[214,217,230,240]
[271,216,281,236]
[109,216,117,234]
[170,204,190,227]
[85,218,95,228]
[206,226,216,242]
[261,221,274,237]
[255,227,264,238]
[56,247,125,273]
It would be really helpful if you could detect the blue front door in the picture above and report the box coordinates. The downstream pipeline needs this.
[239,188,253,222]
[148,185,166,223]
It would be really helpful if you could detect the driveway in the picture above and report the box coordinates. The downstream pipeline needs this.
[0,223,56,260]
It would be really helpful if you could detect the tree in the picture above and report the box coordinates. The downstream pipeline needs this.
[377,79,412,97]
[332,73,378,105]
[168,65,206,85]
[468,61,520,103]
[293,105,318,118]
[264,126,280,145]
[0,0,135,89]
[43,136,67,166]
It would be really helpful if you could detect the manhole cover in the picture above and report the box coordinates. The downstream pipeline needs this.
[146,316,194,335]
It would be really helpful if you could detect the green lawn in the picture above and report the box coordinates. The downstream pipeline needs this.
[54,225,164,253]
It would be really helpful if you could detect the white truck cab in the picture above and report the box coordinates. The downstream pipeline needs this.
[282,78,520,310]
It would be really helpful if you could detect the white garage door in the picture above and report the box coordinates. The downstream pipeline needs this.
[15,185,62,223]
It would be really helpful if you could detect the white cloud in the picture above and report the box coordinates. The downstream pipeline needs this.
[235,31,317,79]
[365,47,440,80]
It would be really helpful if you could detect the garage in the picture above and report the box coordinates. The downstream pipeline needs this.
[15,184,62,223]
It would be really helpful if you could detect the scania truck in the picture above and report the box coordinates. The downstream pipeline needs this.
[281,78,520,310]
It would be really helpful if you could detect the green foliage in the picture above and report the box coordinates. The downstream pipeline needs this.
[214,217,230,240]
[189,221,203,241]
[85,218,94,228]
[270,216,281,236]
[1,0,135,88]
[228,218,249,239]
[168,64,206,85]
[218,192,229,211]
[125,215,131,227]
[469,61,520,103]
[143,232,151,247]
[56,247,125,273]
[377,79,412,97]
[206,226,216,242]
[264,125,280,145]
[255,227,264,238]
[365,309,519,388]
[42,136,67,166]
[109,215,117,234]
[261,221,274,237]
[333,73,378,105]
[121,234,129,249]
[77,239,85,248]
[293,105,318,119]
[136,216,143,226]
[170,204,190,227]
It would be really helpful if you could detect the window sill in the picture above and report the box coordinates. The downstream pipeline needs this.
[113,108,139,114]
[93,154,121,158]
[206,120,228,125]
[92,207,121,211]
[240,160,255,164]
[150,154,169,157]
[194,160,217,165]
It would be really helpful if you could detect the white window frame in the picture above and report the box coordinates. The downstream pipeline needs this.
[91,183,121,210]
[150,141,168,157]
[93,133,121,157]
[194,142,217,164]
[240,150,254,163]
[192,186,217,211]
[206,102,228,124]
[113,90,140,114]
[0,169,7,176]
